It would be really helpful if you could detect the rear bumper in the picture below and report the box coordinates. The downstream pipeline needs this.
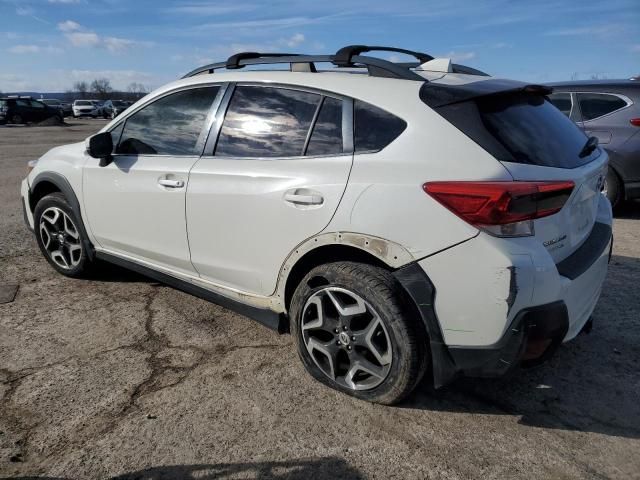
[396,198,612,387]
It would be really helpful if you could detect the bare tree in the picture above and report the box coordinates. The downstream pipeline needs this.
[126,82,148,101]
[73,80,89,99]
[90,78,113,100]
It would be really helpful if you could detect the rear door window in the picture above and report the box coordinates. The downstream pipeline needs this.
[305,97,344,156]
[215,86,321,158]
[354,100,406,152]
[548,92,572,117]
[577,93,628,121]
[116,86,219,156]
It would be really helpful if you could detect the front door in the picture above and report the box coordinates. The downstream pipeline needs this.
[187,85,353,295]
[83,85,221,275]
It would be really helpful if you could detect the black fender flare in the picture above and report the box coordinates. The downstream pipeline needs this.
[31,171,95,260]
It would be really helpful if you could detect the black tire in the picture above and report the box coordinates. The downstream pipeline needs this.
[33,192,93,277]
[11,114,23,124]
[604,167,623,209]
[290,261,427,405]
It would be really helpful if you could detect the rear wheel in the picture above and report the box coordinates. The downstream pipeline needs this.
[10,114,23,124]
[290,262,427,405]
[34,192,93,277]
[603,167,622,208]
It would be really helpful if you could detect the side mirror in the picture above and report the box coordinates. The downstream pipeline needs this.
[88,132,114,167]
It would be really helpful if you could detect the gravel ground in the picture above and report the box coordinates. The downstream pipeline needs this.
[1,119,639,480]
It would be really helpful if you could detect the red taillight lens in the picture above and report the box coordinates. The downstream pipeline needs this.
[423,181,575,226]
[630,118,640,127]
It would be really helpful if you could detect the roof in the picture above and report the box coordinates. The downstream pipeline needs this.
[546,79,640,93]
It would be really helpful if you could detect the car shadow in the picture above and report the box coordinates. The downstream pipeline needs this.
[403,253,640,440]
[0,457,363,479]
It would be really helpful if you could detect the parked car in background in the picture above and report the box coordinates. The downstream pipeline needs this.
[90,100,106,117]
[42,99,72,117]
[548,79,640,207]
[102,100,129,119]
[21,45,612,405]
[72,100,99,118]
[0,96,64,124]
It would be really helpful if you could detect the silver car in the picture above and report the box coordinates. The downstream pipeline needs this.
[548,79,640,207]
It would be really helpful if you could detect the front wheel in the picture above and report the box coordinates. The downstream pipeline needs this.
[290,262,427,405]
[10,114,23,124]
[34,192,93,277]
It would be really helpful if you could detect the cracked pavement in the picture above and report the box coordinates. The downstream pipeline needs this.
[1,120,639,479]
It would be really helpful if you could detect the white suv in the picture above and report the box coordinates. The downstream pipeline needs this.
[20,46,612,404]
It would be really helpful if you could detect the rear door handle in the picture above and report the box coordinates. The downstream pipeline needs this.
[158,178,185,188]
[284,191,324,205]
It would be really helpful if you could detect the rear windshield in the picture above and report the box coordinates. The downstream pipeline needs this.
[76,100,92,106]
[433,92,600,169]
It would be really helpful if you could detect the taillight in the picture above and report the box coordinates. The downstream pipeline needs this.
[423,181,575,237]
[630,118,640,127]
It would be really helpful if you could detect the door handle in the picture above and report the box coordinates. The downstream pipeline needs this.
[158,178,185,188]
[284,191,324,205]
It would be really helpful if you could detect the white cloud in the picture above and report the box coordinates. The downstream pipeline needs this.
[58,20,81,32]
[66,31,100,47]
[442,51,476,62]
[285,33,305,48]
[8,45,40,54]
[544,25,622,38]
[57,21,148,53]
[48,0,82,3]
[165,3,256,15]
[0,69,159,92]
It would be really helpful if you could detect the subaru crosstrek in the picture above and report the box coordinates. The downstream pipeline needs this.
[20,46,612,404]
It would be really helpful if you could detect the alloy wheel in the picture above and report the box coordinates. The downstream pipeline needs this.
[301,287,392,390]
[39,207,83,270]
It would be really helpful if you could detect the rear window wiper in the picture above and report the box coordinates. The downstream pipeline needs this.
[579,136,598,158]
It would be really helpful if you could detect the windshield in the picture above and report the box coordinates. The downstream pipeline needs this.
[76,101,92,106]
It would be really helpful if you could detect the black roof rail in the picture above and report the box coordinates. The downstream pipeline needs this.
[181,45,431,81]
[334,45,433,67]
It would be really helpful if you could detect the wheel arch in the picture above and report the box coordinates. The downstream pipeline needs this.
[277,232,415,314]
[30,172,95,259]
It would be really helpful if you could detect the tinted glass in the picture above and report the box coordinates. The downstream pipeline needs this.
[476,93,598,168]
[216,86,320,158]
[548,92,572,116]
[109,122,124,150]
[577,93,627,121]
[30,100,45,109]
[0,100,7,107]
[76,101,91,106]
[354,100,407,152]
[306,97,343,156]
[117,86,219,156]
[113,101,127,107]
[16,100,30,107]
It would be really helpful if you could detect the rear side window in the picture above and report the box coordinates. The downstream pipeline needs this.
[117,86,219,155]
[548,92,572,116]
[216,86,321,158]
[306,97,343,156]
[434,92,599,169]
[577,93,627,121]
[354,100,406,152]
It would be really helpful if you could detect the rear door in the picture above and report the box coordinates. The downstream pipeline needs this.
[474,92,607,262]
[187,84,352,295]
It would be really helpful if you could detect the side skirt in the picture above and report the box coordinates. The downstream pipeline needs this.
[96,251,286,333]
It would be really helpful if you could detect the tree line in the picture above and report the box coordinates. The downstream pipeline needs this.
[65,78,149,102]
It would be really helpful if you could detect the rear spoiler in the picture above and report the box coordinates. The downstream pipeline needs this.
[420,79,553,108]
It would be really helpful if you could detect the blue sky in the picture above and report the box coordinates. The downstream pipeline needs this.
[1,0,639,92]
